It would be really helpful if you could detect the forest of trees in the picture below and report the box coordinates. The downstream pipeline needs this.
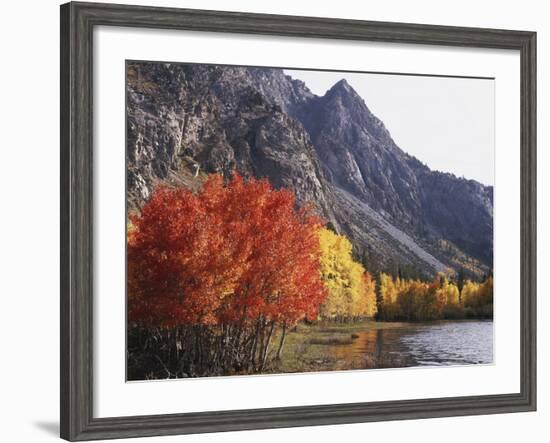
[376,272,493,321]
[127,174,493,379]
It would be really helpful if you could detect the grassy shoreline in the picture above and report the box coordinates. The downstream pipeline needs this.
[268,319,491,374]
[267,320,400,374]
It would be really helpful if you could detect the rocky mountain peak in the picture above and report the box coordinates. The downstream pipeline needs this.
[328,78,352,92]
[126,62,493,278]
[324,78,364,108]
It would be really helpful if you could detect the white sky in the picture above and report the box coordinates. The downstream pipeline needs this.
[284,69,495,186]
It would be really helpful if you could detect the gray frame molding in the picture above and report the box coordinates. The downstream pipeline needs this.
[60,2,536,441]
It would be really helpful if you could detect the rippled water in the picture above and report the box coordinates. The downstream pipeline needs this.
[399,320,493,366]
[330,320,493,369]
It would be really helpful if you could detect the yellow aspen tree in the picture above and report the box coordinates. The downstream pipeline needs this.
[317,228,374,321]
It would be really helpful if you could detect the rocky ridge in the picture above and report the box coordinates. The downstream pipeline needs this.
[126,62,493,278]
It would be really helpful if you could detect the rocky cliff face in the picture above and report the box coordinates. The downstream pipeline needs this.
[126,62,493,277]
[127,63,339,227]
[293,78,493,269]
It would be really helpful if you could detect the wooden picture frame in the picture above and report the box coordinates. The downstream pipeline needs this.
[60,1,536,440]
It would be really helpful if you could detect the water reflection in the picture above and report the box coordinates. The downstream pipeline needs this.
[330,320,493,370]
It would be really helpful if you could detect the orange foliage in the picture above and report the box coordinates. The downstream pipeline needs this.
[127,174,326,328]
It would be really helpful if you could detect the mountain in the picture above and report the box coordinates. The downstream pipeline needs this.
[126,62,493,278]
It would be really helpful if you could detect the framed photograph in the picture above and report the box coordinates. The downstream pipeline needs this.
[60,1,536,440]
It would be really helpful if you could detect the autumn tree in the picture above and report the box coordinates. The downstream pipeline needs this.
[461,281,480,306]
[359,272,378,318]
[462,276,493,318]
[317,228,376,321]
[127,173,326,377]
[379,273,397,305]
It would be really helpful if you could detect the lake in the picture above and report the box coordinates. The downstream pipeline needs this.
[329,320,494,369]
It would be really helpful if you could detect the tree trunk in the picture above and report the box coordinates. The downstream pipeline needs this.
[259,321,275,371]
[275,323,287,360]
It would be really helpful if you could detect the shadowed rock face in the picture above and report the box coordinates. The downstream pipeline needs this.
[127,62,493,277]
